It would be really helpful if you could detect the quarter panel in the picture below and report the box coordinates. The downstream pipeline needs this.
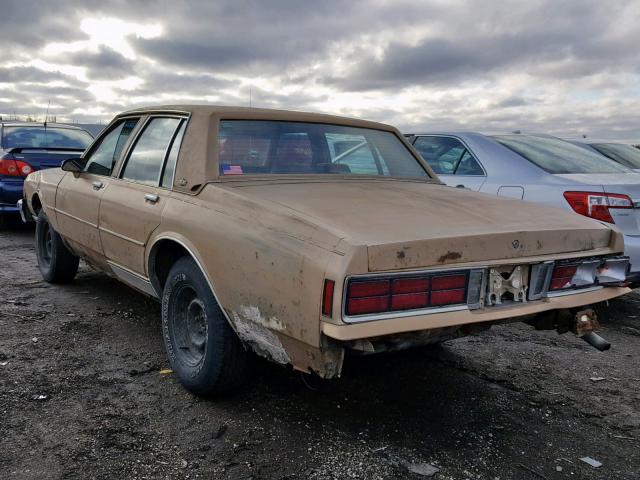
[153,186,342,348]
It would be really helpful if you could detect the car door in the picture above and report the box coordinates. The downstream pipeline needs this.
[411,135,486,190]
[54,118,139,261]
[99,115,187,277]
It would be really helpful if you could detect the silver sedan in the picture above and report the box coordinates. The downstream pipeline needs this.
[405,132,640,285]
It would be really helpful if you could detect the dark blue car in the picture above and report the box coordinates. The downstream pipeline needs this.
[0,122,94,227]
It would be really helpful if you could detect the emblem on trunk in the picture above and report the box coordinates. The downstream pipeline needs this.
[511,240,520,249]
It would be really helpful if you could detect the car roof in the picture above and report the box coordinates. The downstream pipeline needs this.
[118,104,398,133]
[0,121,88,131]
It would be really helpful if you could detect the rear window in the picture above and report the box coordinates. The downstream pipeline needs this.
[590,143,640,170]
[2,126,93,149]
[217,120,428,178]
[492,135,629,174]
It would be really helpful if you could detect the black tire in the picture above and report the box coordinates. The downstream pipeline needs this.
[162,256,250,396]
[35,210,79,283]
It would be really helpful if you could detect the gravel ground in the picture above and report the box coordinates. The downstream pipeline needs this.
[1,224,639,480]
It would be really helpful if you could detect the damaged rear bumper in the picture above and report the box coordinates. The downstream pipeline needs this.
[321,286,629,341]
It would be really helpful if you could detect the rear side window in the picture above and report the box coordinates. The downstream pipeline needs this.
[492,135,629,174]
[2,126,93,149]
[121,117,182,186]
[217,120,428,178]
[161,121,186,188]
[413,136,484,175]
[84,119,139,176]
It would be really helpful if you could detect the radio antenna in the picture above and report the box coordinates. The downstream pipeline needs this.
[44,100,51,125]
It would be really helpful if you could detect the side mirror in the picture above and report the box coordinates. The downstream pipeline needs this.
[61,157,83,173]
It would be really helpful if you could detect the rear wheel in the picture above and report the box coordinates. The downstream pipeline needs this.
[35,210,79,283]
[162,256,249,396]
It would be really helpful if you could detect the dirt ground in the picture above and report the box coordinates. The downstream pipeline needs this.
[1,224,639,480]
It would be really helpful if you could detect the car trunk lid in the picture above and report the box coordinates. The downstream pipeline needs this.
[229,180,615,271]
[8,147,84,171]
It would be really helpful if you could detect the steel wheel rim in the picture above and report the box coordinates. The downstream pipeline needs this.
[170,285,208,367]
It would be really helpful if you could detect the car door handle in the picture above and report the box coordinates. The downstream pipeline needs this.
[144,193,159,204]
[92,181,104,190]
[456,184,466,188]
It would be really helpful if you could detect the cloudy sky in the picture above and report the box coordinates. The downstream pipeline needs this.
[1,0,640,140]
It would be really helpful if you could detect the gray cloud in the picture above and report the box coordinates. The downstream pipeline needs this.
[69,48,135,80]
[0,0,638,140]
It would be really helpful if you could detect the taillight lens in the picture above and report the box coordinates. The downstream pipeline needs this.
[549,258,620,291]
[322,279,335,317]
[0,158,34,177]
[563,191,632,224]
[549,264,579,290]
[345,271,470,317]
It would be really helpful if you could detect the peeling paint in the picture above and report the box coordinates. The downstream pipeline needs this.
[231,312,291,365]
[238,305,286,331]
[437,251,462,263]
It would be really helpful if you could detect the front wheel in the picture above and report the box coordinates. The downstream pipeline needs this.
[35,210,79,283]
[162,256,250,396]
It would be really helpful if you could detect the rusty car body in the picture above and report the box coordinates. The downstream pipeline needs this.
[22,105,631,395]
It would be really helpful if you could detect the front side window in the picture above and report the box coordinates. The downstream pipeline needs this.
[590,143,640,170]
[2,126,93,149]
[492,135,630,174]
[84,118,139,176]
[217,120,428,178]
[121,117,182,186]
[413,136,483,175]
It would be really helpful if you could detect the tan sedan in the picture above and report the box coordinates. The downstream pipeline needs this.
[21,105,630,395]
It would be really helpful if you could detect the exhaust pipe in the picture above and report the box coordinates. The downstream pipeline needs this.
[528,308,612,351]
[580,331,611,351]
[574,309,611,352]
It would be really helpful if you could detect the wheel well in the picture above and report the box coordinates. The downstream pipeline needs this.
[149,239,190,293]
[31,194,42,215]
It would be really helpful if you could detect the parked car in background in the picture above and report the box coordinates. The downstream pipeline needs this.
[405,132,640,285]
[1,122,93,227]
[570,140,640,172]
[21,106,630,396]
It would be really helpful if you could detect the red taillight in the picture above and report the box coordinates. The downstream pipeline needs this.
[349,280,390,297]
[391,292,429,310]
[392,277,429,294]
[549,263,579,291]
[432,274,466,290]
[431,288,466,306]
[322,279,335,317]
[345,272,468,316]
[347,296,390,315]
[0,158,34,177]
[564,191,632,224]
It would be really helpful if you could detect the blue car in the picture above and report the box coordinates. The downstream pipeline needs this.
[0,122,93,227]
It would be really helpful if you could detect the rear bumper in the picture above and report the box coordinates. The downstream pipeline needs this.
[17,199,34,223]
[0,202,20,214]
[322,286,629,340]
[0,178,24,216]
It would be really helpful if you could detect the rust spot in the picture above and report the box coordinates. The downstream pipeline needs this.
[397,251,406,260]
[437,251,462,263]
